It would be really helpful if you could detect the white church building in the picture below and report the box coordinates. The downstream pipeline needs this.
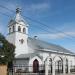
[6,8,75,74]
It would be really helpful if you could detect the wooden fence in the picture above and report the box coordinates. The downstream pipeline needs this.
[0,65,7,75]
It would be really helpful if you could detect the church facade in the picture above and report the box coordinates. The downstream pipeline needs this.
[6,8,75,74]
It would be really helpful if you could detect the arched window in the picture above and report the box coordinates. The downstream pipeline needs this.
[18,26,21,32]
[9,28,11,33]
[23,28,26,33]
[13,26,15,32]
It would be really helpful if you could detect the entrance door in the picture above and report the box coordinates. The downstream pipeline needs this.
[33,59,39,73]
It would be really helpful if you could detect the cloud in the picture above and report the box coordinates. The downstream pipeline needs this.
[36,32,75,40]
[63,22,75,31]
[25,3,50,12]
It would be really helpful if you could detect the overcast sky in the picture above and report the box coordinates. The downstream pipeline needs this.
[0,0,75,53]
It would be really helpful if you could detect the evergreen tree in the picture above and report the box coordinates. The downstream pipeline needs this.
[0,33,15,65]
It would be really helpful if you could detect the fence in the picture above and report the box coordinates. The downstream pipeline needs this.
[0,65,7,75]
[9,65,45,75]
[9,65,75,75]
[70,66,75,72]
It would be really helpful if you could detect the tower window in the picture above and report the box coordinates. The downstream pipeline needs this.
[13,26,15,32]
[9,28,11,33]
[23,28,26,33]
[18,26,21,32]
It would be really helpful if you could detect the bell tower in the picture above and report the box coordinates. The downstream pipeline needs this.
[7,8,29,56]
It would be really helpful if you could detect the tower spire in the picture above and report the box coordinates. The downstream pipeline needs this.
[7,8,29,56]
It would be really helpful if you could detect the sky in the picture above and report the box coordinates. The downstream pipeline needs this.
[0,0,75,53]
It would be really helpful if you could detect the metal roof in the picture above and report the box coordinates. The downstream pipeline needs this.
[16,53,43,59]
[28,37,74,55]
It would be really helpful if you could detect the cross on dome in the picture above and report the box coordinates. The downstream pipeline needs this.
[15,7,22,22]
[16,8,21,14]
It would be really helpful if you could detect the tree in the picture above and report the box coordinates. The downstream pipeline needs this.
[0,33,15,65]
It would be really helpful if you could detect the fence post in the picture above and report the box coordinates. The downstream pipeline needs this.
[63,58,66,75]
[52,61,55,75]
[68,61,70,74]
[45,61,49,75]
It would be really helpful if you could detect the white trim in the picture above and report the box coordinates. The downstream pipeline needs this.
[36,49,75,56]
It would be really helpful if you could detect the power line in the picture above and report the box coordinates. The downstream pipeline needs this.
[0,5,53,34]
[0,4,58,34]
[0,11,11,17]
[0,4,75,41]
[0,10,54,35]
[24,15,75,39]
[0,4,14,13]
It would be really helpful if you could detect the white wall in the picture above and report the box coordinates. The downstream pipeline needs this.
[15,32,28,55]
[13,59,29,72]
[6,33,16,45]
[7,20,29,56]
[38,51,75,66]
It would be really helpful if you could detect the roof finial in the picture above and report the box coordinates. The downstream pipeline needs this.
[16,8,21,14]
[34,36,38,39]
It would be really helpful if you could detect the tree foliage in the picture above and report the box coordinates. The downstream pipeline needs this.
[0,33,15,65]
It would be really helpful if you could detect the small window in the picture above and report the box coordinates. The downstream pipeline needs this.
[18,26,21,32]
[13,26,15,32]
[23,28,26,33]
[9,28,11,33]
